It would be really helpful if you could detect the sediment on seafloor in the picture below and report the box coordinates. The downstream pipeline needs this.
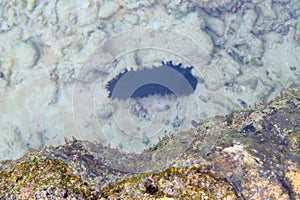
[0,87,299,199]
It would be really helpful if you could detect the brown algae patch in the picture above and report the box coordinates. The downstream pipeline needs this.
[0,158,98,199]
[101,166,241,199]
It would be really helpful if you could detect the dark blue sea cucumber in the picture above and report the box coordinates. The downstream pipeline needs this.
[106,61,198,99]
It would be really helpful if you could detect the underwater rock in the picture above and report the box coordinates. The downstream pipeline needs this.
[98,1,120,19]
[0,87,299,199]
[101,167,240,199]
[122,0,156,10]
[203,14,225,37]
[0,158,98,199]
[123,13,140,25]
[97,104,114,119]
[14,40,40,69]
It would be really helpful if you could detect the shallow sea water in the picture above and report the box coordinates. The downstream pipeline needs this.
[0,0,299,160]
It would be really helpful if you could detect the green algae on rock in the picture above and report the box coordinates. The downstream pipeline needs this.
[0,158,99,199]
[101,166,241,199]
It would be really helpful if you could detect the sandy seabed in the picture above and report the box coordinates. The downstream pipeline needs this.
[0,0,299,160]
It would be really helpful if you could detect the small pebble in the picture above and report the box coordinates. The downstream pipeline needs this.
[123,13,140,25]
[249,112,263,122]
[27,0,36,12]
[98,104,113,119]
[14,40,40,69]
[98,2,120,19]
[191,120,198,128]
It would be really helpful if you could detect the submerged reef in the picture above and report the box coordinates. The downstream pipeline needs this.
[105,61,198,99]
[0,87,299,199]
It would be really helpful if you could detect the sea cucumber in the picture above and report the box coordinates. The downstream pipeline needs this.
[105,61,198,99]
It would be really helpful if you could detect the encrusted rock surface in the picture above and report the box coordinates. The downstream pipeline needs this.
[101,167,240,199]
[0,87,299,199]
